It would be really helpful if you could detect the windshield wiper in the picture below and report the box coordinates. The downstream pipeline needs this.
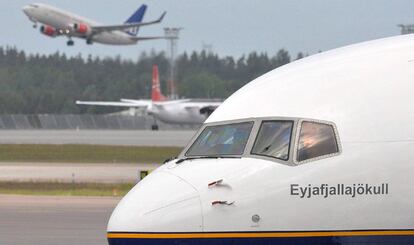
[163,156,177,164]
[176,156,218,164]
[176,156,240,164]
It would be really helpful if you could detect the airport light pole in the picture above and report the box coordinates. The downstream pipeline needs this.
[164,27,182,99]
[202,43,213,54]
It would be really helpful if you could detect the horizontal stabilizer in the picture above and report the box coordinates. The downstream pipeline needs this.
[92,11,166,34]
[153,99,191,105]
[132,36,166,41]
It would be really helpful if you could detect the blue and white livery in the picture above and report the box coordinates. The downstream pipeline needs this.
[22,3,166,46]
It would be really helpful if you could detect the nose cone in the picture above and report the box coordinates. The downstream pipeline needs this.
[107,171,202,232]
[22,5,31,15]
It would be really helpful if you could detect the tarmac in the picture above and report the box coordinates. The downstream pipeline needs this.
[0,162,161,183]
[0,130,193,244]
[0,195,120,245]
[0,130,197,146]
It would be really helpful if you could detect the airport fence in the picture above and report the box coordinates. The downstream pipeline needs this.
[0,114,198,130]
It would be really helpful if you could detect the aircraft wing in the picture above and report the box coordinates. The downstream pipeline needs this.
[152,99,191,105]
[120,99,152,105]
[183,102,222,108]
[76,100,151,108]
[91,12,166,34]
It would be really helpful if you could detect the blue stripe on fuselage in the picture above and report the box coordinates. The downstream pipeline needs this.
[108,235,414,245]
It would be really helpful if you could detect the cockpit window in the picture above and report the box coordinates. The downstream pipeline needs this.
[297,121,339,162]
[29,4,39,8]
[251,121,293,160]
[185,122,253,157]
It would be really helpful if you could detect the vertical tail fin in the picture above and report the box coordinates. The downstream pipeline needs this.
[124,4,147,36]
[151,65,167,101]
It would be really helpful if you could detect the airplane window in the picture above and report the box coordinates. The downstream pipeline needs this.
[251,121,293,160]
[297,121,338,162]
[186,122,253,157]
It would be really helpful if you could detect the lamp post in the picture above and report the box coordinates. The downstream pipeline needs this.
[164,27,182,98]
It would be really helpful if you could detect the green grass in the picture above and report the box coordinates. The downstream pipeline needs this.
[0,181,135,196]
[0,144,182,163]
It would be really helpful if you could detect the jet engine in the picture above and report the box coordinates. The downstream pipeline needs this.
[199,106,217,116]
[39,25,57,37]
[73,23,91,35]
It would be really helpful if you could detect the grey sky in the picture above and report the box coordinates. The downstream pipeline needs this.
[2,0,414,60]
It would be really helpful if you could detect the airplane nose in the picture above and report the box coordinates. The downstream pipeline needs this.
[22,5,30,15]
[107,171,202,234]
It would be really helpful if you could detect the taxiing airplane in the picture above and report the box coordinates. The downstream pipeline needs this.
[107,34,414,244]
[76,65,222,129]
[22,3,166,46]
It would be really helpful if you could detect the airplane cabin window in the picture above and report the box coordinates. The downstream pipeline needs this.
[186,122,253,157]
[251,121,293,160]
[297,121,339,162]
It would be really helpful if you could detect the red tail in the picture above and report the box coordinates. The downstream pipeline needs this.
[151,65,167,101]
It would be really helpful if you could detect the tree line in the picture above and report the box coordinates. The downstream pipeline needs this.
[0,46,304,114]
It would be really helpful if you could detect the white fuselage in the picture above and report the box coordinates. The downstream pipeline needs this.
[148,101,221,125]
[107,34,414,245]
[22,3,136,45]
[111,145,411,231]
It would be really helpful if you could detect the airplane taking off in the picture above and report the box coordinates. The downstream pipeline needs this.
[22,3,166,46]
[107,34,414,245]
[76,65,222,129]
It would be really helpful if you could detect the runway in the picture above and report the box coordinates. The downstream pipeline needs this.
[0,162,161,183]
[0,195,120,245]
[0,130,196,147]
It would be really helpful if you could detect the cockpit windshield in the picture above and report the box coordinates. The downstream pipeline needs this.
[251,121,293,160]
[181,117,340,164]
[185,122,253,157]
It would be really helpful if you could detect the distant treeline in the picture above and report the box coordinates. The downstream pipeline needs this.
[0,47,305,114]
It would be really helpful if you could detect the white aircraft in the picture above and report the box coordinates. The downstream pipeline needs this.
[22,3,166,46]
[76,65,222,129]
[106,34,414,244]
